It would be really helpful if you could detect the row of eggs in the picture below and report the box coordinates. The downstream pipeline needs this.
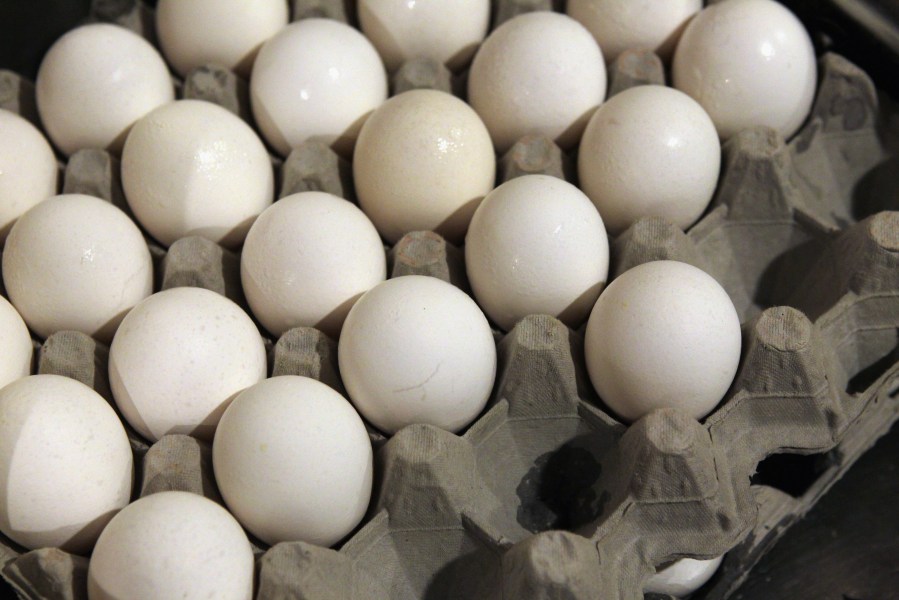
[12,0,818,245]
[0,0,817,597]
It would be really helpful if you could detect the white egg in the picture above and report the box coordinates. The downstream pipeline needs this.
[0,374,133,554]
[467,12,606,153]
[358,0,490,72]
[0,296,32,389]
[155,0,288,78]
[353,89,495,245]
[584,261,741,422]
[465,174,609,331]
[2,194,153,343]
[241,192,386,339]
[578,85,721,235]
[338,275,496,434]
[0,109,58,244]
[250,18,388,157]
[567,0,701,64]
[35,23,174,156]
[87,491,254,600]
[213,376,373,547]
[121,99,274,249]
[672,0,817,140]
[108,287,267,443]
[645,556,724,597]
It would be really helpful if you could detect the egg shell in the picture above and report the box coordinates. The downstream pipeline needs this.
[358,0,490,72]
[0,296,33,389]
[0,109,58,244]
[0,374,133,554]
[121,99,274,249]
[465,174,610,331]
[645,555,724,597]
[672,0,817,140]
[467,11,607,153]
[353,89,496,245]
[578,85,721,235]
[155,0,288,78]
[241,191,387,339]
[338,275,497,434]
[584,260,742,422]
[35,23,174,156]
[108,287,267,443]
[567,0,701,64]
[1,193,153,343]
[87,491,253,600]
[213,375,373,546]
[250,18,388,157]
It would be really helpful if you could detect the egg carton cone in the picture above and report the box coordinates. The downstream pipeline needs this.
[2,4,898,600]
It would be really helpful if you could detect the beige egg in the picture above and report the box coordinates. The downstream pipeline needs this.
[353,89,496,245]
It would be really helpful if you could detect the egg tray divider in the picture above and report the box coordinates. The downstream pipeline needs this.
[2,3,899,600]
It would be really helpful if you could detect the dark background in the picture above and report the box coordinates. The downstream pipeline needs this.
[0,1,896,599]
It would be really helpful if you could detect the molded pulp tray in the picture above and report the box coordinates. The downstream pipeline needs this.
[1,1,898,599]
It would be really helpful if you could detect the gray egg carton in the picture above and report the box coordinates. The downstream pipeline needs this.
[2,1,899,599]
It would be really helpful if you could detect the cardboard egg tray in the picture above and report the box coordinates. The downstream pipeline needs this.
[1,1,899,598]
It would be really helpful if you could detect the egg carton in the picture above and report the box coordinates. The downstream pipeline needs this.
[2,1,899,599]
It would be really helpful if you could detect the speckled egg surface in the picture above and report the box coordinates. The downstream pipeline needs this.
[0,374,133,555]
[108,287,267,443]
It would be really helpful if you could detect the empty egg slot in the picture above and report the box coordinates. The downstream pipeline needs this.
[750,451,835,498]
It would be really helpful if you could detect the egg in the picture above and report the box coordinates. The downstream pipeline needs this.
[672,0,817,140]
[338,275,496,434]
[0,374,133,554]
[467,12,606,153]
[0,109,58,244]
[353,89,495,245]
[241,192,386,339]
[358,0,490,72]
[35,23,174,156]
[0,296,32,389]
[578,85,721,235]
[213,376,373,546]
[108,287,267,443]
[2,193,153,343]
[87,491,254,600]
[645,556,724,597]
[584,261,741,422]
[465,174,609,331]
[155,0,288,78]
[567,0,701,64]
[250,18,388,157]
[121,99,274,249]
